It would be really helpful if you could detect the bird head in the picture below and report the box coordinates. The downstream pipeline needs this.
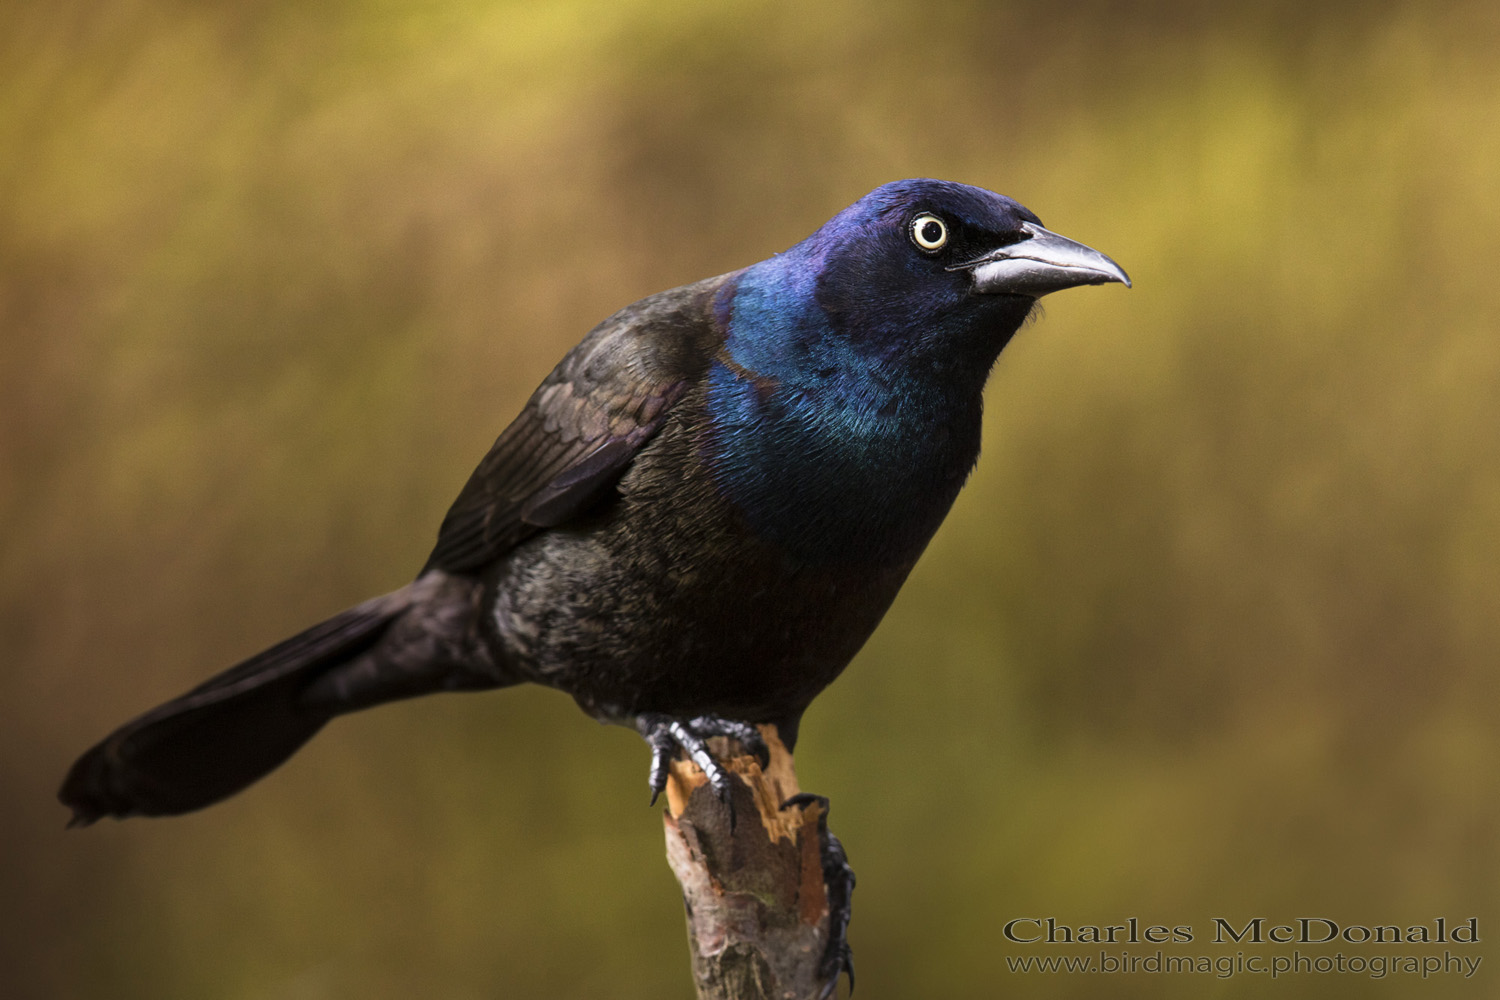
[725,179,1129,391]
[816,178,1129,298]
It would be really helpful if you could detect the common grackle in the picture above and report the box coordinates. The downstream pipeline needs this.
[60,179,1128,826]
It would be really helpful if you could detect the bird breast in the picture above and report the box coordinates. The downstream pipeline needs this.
[701,362,982,566]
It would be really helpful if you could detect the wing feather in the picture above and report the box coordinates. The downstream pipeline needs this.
[421,276,725,573]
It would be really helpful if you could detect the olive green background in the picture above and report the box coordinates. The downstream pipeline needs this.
[3,1,1496,997]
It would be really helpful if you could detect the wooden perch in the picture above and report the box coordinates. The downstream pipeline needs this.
[661,726,849,1000]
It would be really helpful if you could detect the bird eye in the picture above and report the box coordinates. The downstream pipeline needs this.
[911,213,948,252]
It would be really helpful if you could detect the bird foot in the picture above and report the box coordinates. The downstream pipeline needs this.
[638,714,769,816]
[782,793,856,997]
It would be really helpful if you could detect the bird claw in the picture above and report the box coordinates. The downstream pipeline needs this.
[782,793,856,996]
[639,714,769,820]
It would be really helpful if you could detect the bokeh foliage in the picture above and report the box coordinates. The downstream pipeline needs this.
[3,1,1497,997]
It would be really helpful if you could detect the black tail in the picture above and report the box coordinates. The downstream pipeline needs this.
[60,596,409,826]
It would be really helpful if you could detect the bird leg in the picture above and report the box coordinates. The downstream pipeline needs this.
[639,714,769,812]
[782,793,856,997]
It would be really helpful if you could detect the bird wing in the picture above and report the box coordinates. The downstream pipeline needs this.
[422,278,723,573]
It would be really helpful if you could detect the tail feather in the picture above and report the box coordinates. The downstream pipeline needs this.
[59,596,407,826]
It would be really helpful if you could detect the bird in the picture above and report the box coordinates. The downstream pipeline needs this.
[59,178,1128,828]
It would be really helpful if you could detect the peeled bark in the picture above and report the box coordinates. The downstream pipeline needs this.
[661,727,844,1000]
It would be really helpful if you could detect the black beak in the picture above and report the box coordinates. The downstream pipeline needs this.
[959,222,1131,297]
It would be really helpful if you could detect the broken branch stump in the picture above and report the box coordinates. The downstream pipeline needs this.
[661,726,849,1000]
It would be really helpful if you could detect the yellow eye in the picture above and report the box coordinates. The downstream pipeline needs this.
[911,213,948,251]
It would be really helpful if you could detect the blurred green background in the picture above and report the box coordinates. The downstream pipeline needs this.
[4,1,1497,997]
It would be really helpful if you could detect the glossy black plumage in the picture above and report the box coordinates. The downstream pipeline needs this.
[60,179,1128,826]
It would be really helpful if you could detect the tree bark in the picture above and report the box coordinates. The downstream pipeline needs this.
[661,726,844,1000]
